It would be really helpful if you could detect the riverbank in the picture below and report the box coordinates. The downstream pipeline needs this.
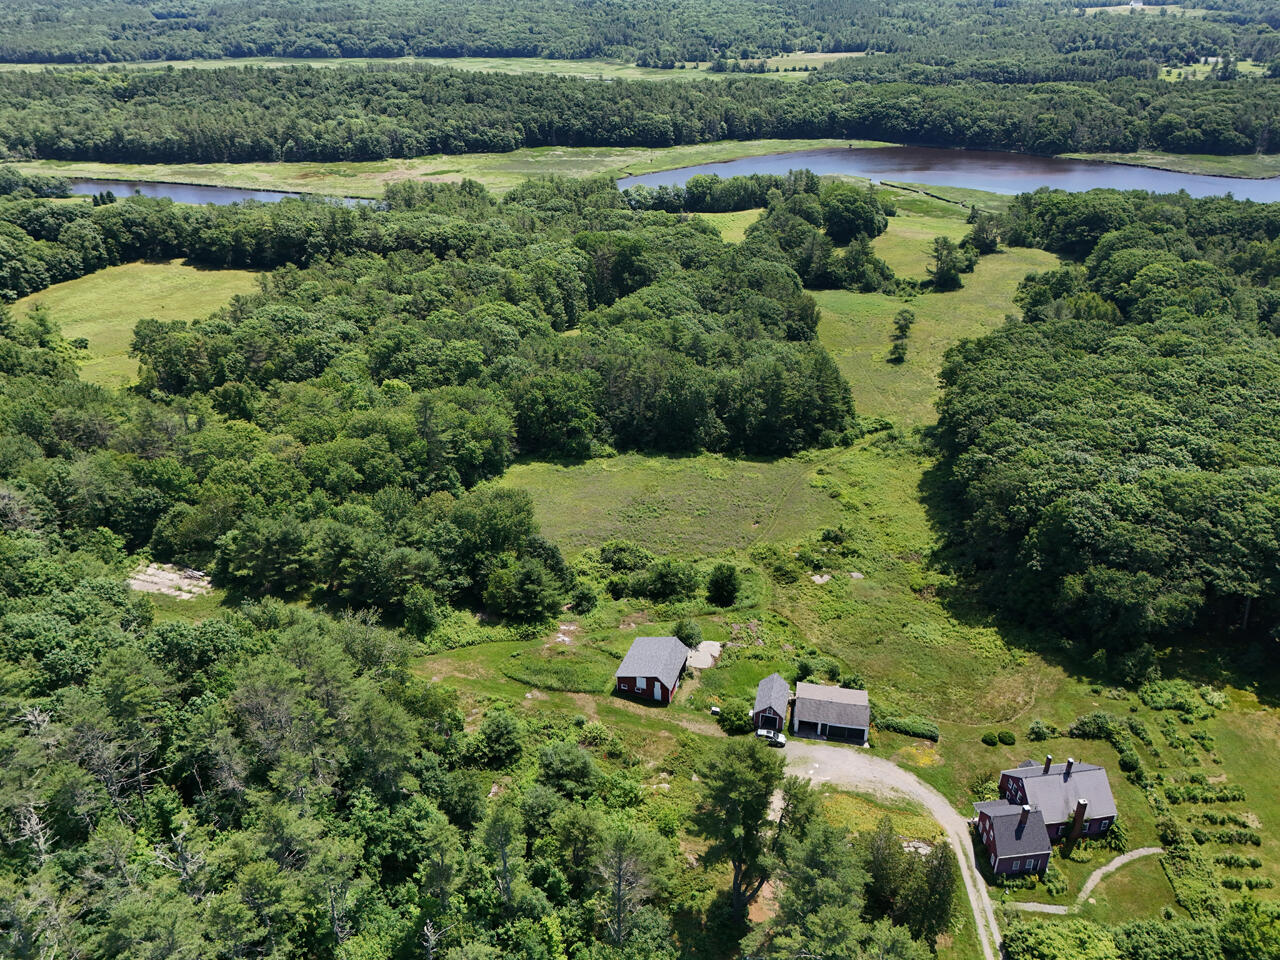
[7,139,881,197]
[1061,149,1280,180]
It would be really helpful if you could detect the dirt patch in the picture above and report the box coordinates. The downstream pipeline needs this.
[748,880,778,923]
[128,563,212,600]
[686,640,722,670]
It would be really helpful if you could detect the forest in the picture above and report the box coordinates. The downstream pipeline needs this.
[0,66,1277,165]
[0,161,984,960]
[0,0,1275,66]
[935,187,1280,655]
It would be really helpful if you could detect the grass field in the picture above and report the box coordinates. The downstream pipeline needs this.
[695,208,761,243]
[872,206,973,280]
[495,451,843,557]
[0,51,862,81]
[1061,150,1280,179]
[11,139,891,198]
[1075,854,1180,924]
[1159,58,1267,80]
[10,260,259,385]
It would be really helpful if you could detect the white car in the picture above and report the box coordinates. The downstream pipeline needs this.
[754,728,787,748]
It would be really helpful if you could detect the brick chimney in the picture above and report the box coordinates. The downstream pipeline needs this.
[1070,798,1088,839]
[1020,804,1030,826]
[1065,757,1075,777]
[1043,754,1053,775]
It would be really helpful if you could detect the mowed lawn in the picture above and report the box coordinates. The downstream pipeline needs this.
[496,451,843,557]
[695,207,762,243]
[12,260,259,385]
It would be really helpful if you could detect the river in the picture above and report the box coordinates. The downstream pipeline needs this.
[63,146,1280,205]
[616,146,1280,202]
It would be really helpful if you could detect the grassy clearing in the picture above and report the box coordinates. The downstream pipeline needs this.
[0,52,858,82]
[872,205,972,280]
[1060,150,1280,179]
[1159,58,1267,80]
[10,260,259,385]
[11,139,890,198]
[815,246,1060,428]
[494,452,844,557]
[694,208,761,243]
[1081,3,1207,15]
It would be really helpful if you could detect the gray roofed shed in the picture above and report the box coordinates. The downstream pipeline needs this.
[792,682,870,729]
[1003,762,1117,824]
[754,673,790,718]
[615,636,688,690]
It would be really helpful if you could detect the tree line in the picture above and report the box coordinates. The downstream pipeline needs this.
[935,187,1280,656]
[0,66,1277,164]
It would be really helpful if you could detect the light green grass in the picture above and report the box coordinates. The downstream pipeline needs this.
[695,208,762,243]
[1059,150,1280,179]
[1082,3,1207,15]
[0,52,856,82]
[11,260,259,385]
[872,207,972,280]
[1159,58,1267,80]
[495,451,844,557]
[11,139,893,198]
[1075,854,1181,923]
[815,246,1060,428]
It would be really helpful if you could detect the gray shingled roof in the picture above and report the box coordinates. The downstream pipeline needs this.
[1003,761,1117,824]
[615,636,688,689]
[973,801,1052,859]
[754,673,790,718]
[792,682,870,729]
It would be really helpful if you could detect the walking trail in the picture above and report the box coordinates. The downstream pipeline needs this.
[785,741,1001,960]
[1009,847,1165,915]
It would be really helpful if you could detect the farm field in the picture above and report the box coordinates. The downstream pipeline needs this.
[0,51,860,80]
[10,259,259,385]
[10,138,888,197]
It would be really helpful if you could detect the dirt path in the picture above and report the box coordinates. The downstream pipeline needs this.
[785,740,1000,960]
[1009,847,1165,915]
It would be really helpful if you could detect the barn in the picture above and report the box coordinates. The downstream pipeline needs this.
[753,673,791,731]
[791,682,870,743]
[614,636,688,705]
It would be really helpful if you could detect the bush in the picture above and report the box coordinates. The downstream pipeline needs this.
[998,730,1016,746]
[706,562,741,607]
[538,740,599,799]
[1027,718,1057,742]
[469,708,524,768]
[633,557,701,601]
[1043,861,1068,896]
[673,618,702,649]
[570,582,598,613]
[982,732,998,747]
[715,698,754,735]
[871,715,939,741]
[600,539,654,572]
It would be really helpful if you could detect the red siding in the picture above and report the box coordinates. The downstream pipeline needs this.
[615,676,673,705]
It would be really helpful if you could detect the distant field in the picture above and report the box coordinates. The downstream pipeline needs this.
[495,451,843,557]
[1080,3,1207,15]
[871,200,972,280]
[1062,149,1280,179]
[694,207,761,242]
[11,260,258,385]
[815,249,1060,428]
[11,139,884,197]
[0,52,857,82]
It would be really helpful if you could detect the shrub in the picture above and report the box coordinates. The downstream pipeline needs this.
[877,715,940,742]
[1027,719,1057,742]
[998,730,1016,746]
[1103,817,1130,853]
[538,740,599,799]
[600,539,654,572]
[706,562,741,607]
[981,732,999,747]
[469,708,524,768]
[633,557,700,601]
[570,582,598,613]
[673,618,702,649]
[1044,861,1068,896]
[715,698,754,735]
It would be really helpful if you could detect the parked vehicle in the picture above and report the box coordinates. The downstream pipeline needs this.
[755,728,787,748]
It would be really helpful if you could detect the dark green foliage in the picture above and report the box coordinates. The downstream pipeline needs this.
[1028,719,1058,741]
[715,697,755,735]
[937,188,1280,652]
[981,731,999,746]
[876,716,940,742]
[538,740,598,799]
[630,558,701,602]
[998,729,1016,745]
[673,618,702,649]
[706,562,741,607]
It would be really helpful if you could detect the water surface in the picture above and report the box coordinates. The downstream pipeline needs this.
[617,146,1280,202]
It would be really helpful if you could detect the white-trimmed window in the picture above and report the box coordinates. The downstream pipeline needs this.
[1011,859,1020,871]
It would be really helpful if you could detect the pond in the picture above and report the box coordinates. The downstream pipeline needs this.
[616,146,1280,203]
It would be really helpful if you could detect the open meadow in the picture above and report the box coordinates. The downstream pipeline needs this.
[9,139,887,198]
[10,259,259,385]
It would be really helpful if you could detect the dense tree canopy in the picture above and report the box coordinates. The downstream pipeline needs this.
[936,188,1280,653]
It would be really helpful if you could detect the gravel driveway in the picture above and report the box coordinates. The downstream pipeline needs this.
[785,740,1000,960]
